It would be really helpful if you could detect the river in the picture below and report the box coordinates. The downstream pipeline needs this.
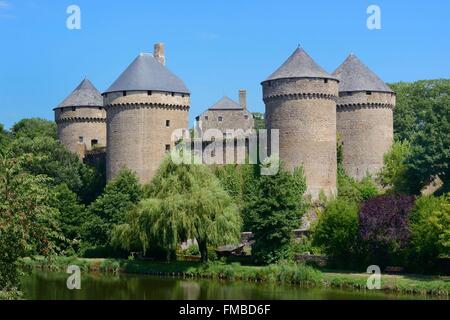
[21,271,440,300]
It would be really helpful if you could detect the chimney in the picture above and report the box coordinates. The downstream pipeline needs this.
[154,43,165,65]
[239,89,247,110]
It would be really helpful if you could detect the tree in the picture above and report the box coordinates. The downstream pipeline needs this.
[82,169,142,248]
[337,167,379,204]
[114,156,242,262]
[252,112,266,130]
[0,124,11,153]
[247,163,307,264]
[50,184,86,254]
[359,194,414,266]
[0,153,61,291]
[409,194,450,271]
[11,118,57,140]
[313,199,360,267]
[390,80,450,193]
[377,140,412,194]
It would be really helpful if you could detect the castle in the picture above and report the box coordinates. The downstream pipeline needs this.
[54,43,395,199]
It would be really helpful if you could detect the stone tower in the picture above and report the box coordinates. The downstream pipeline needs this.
[333,54,396,180]
[54,78,106,159]
[262,48,339,199]
[103,43,190,183]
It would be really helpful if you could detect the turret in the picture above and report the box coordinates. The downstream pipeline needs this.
[262,47,339,199]
[333,54,396,180]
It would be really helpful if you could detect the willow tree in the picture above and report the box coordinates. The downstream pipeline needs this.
[114,155,242,262]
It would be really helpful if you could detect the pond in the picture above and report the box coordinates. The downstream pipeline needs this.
[21,271,434,300]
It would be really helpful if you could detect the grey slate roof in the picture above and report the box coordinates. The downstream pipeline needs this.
[333,54,394,93]
[104,53,190,94]
[56,79,103,109]
[208,96,242,110]
[264,47,338,82]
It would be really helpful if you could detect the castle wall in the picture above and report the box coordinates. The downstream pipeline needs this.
[336,91,395,180]
[263,78,339,199]
[105,91,190,184]
[197,109,254,134]
[55,106,106,158]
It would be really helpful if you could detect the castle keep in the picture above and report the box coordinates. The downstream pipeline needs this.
[54,79,106,159]
[55,43,394,199]
[103,44,190,183]
[262,48,339,199]
[333,54,395,180]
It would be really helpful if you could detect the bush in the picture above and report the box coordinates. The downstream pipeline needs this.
[377,141,412,194]
[359,194,414,266]
[409,194,450,272]
[313,199,360,268]
[337,167,379,204]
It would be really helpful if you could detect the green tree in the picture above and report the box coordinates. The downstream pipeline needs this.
[409,194,450,271]
[247,164,307,264]
[50,184,86,254]
[377,141,412,193]
[312,199,360,267]
[252,112,266,130]
[0,124,11,153]
[337,168,379,204]
[390,80,450,193]
[0,153,61,292]
[11,118,57,140]
[82,169,142,247]
[114,156,242,262]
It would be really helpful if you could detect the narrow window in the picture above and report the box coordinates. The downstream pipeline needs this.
[205,116,209,121]
[218,116,223,122]
[324,79,328,84]
[99,107,103,110]
[166,120,170,128]
[268,81,272,87]
[165,144,171,153]
[171,92,175,97]
[123,91,127,96]
[79,136,84,143]
[147,91,152,96]
[366,91,372,95]
[72,107,76,111]
[244,115,249,120]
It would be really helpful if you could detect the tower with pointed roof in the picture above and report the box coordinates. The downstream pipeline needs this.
[262,48,339,199]
[333,54,396,180]
[103,43,190,183]
[54,78,106,159]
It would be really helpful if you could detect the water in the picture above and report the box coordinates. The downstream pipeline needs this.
[21,271,434,300]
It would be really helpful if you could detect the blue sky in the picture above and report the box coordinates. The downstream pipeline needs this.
[0,0,449,128]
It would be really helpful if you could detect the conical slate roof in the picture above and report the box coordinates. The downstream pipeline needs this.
[333,54,394,93]
[104,53,190,94]
[208,96,242,110]
[56,78,103,109]
[264,47,338,82]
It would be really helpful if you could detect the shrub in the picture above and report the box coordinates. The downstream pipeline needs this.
[337,167,379,204]
[359,194,414,266]
[409,194,450,272]
[377,141,412,194]
[313,199,360,268]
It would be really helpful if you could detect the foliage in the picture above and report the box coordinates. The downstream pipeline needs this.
[50,184,85,254]
[247,164,307,264]
[377,140,412,194]
[409,194,450,271]
[11,118,57,140]
[390,80,450,193]
[252,112,266,130]
[82,169,142,248]
[0,124,12,153]
[313,199,360,267]
[337,167,379,204]
[114,155,242,262]
[359,194,414,266]
[0,153,61,290]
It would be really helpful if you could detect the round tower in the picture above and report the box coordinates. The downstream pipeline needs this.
[262,48,339,199]
[54,78,106,159]
[333,54,396,180]
[103,43,190,183]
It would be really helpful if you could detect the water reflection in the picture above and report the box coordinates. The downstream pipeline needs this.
[21,271,432,300]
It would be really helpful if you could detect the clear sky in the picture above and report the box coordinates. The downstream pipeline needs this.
[0,0,449,128]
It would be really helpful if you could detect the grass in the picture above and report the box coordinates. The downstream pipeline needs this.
[21,256,450,297]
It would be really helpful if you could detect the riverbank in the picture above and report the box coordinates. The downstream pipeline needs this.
[21,256,450,297]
